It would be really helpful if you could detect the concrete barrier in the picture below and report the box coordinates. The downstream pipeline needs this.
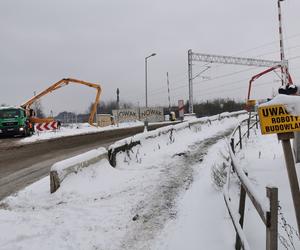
[108,110,248,167]
[50,110,247,192]
[50,147,107,193]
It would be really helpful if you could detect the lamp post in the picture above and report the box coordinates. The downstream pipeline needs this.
[145,53,156,107]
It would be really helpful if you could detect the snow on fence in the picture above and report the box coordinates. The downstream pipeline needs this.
[224,113,279,250]
[50,148,107,193]
[108,110,247,167]
[49,110,247,193]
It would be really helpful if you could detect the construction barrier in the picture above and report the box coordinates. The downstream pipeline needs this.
[112,109,139,123]
[96,114,113,127]
[112,107,165,123]
[108,110,247,167]
[139,107,164,122]
[35,121,58,131]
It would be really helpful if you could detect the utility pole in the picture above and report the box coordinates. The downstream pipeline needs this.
[116,88,120,109]
[188,49,193,114]
[145,53,157,108]
[167,72,171,112]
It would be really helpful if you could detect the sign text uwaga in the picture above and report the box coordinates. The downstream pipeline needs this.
[258,104,300,135]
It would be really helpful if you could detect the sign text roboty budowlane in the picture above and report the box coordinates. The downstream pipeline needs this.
[261,105,300,133]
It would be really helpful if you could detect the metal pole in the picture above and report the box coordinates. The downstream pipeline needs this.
[145,57,148,108]
[255,114,258,129]
[230,138,235,154]
[167,72,171,112]
[116,88,120,110]
[145,53,156,108]
[188,49,193,114]
[247,112,251,138]
[235,172,248,250]
[238,125,242,150]
[277,0,288,85]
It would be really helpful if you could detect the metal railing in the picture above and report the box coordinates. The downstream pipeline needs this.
[224,113,278,250]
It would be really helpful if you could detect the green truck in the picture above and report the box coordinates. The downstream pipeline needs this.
[0,107,34,137]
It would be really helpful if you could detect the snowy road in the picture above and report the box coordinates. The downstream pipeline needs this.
[0,123,176,199]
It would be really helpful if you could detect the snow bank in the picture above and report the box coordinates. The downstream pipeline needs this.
[0,113,242,250]
[20,121,144,144]
[50,147,107,193]
[260,94,300,116]
[108,110,248,166]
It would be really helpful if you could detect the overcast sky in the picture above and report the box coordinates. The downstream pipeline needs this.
[1,0,300,115]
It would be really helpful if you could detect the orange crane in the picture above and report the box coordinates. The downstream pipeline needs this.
[21,78,102,126]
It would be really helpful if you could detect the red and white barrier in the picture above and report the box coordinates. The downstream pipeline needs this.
[35,121,58,131]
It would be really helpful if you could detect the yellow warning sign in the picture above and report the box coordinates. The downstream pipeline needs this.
[258,104,300,135]
[247,99,256,106]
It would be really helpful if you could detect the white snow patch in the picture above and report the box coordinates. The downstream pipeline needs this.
[2,113,297,250]
[0,116,241,250]
[260,94,300,116]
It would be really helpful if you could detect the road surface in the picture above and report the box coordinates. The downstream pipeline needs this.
[0,123,177,200]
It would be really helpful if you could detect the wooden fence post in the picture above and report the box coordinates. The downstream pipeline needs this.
[278,132,300,232]
[255,114,258,129]
[247,112,251,138]
[231,138,235,154]
[266,186,278,250]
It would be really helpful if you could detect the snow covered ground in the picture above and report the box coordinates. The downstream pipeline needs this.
[20,121,145,143]
[1,114,299,250]
[20,119,186,144]
[20,116,196,144]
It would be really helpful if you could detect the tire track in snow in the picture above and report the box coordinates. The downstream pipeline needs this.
[120,128,233,250]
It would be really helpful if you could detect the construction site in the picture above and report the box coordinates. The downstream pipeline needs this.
[0,1,300,249]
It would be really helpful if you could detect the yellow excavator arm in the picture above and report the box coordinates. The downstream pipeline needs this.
[21,78,102,126]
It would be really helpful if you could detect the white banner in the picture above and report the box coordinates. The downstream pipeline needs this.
[178,100,184,119]
[112,109,139,123]
[139,107,164,122]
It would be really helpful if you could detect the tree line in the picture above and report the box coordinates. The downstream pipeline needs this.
[2,98,245,122]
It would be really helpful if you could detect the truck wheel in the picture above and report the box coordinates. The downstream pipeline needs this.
[23,127,30,137]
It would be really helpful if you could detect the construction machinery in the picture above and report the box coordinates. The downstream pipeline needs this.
[21,78,102,127]
[0,106,33,137]
[246,65,293,107]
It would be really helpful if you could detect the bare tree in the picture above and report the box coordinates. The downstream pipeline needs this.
[32,100,45,118]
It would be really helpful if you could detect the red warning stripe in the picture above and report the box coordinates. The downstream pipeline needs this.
[35,121,58,131]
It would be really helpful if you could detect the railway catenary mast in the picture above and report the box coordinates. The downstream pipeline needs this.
[187,51,282,114]
[277,0,289,85]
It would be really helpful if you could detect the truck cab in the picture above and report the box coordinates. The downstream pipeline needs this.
[0,107,33,137]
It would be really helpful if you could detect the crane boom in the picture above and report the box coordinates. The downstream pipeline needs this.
[21,78,102,126]
[247,65,293,102]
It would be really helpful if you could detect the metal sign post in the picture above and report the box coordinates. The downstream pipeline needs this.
[258,105,300,232]
[178,100,184,121]
[277,132,300,232]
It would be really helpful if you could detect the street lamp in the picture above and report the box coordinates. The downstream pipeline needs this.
[145,53,157,107]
